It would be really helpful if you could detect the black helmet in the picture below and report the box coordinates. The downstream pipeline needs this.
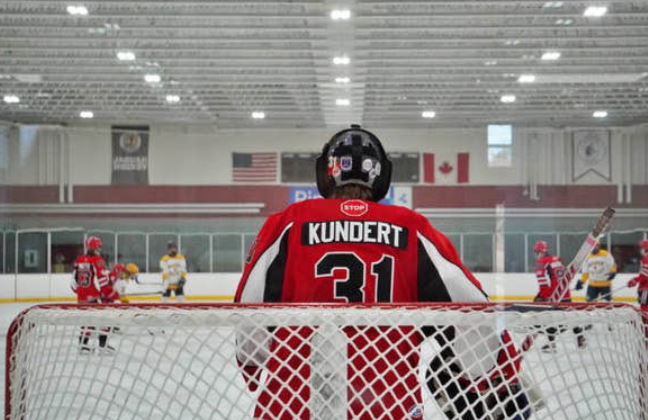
[316,124,392,201]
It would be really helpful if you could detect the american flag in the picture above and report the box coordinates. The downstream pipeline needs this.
[232,152,278,183]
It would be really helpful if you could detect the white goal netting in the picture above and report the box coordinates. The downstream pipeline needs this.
[5,303,648,420]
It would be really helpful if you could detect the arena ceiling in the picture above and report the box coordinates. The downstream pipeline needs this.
[0,0,647,128]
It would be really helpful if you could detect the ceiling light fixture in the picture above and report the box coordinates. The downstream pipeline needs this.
[332,56,350,65]
[500,94,516,103]
[543,1,564,8]
[166,95,180,104]
[335,77,351,84]
[116,51,136,61]
[79,110,94,119]
[144,74,161,83]
[421,110,436,119]
[330,9,351,20]
[251,111,265,119]
[66,5,88,15]
[518,74,536,83]
[584,6,607,17]
[593,110,608,118]
[336,98,350,106]
[3,95,20,104]
[541,51,561,60]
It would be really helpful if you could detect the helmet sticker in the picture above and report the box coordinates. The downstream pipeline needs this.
[362,158,373,172]
[340,156,353,171]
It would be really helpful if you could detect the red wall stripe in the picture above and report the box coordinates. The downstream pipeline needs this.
[423,153,435,184]
[457,153,469,184]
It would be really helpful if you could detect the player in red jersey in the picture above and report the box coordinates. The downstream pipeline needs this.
[628,239,648,337]
[533,240,585,351]
[235,125,532,419]
[71,236,112,352]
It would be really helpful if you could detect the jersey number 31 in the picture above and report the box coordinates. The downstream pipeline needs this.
[315,252,394,303]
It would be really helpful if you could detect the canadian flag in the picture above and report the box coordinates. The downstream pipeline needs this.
[423,153,470,184]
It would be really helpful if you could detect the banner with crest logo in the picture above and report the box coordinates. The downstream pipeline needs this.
[572,130,611,182]
[111,126,149,185]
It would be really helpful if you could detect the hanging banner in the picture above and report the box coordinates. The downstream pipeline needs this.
[111,126,149,185]
[572,130,611,182]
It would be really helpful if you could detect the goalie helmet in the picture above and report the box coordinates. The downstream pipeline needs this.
[316,124,392,202]
[533,240,549,254]
[85,236,103,252]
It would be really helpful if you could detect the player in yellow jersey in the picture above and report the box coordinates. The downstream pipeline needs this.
[160,242,188,303]
[576,243,617,302]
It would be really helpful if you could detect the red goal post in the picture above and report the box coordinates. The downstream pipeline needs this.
[5,303,648,419]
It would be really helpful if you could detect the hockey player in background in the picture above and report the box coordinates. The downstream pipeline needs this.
[160,242,188,303]
[235,125,532,419]
[107,263,140,304]
[71,236,113,352]
[628,239,648,337]
[533,241,586,351]
[575,242,617,302]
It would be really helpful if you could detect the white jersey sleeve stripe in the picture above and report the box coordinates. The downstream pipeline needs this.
[417,232,487,303]
[240,223,294,303]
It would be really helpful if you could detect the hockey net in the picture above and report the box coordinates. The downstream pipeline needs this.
[5,303,647,419]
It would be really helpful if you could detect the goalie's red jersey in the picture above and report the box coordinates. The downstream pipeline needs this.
[235,199,517,419]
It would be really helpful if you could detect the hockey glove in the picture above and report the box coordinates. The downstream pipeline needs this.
[628,278,639,288]
[574,280,584,291]
[427,355,532,420]
[607,272,616,280]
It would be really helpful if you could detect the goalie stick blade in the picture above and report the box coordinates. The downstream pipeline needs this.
[591,205,615,238]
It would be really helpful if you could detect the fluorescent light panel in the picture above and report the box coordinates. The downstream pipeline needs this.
[541,51,561,61]
[79,110,94,119]
[518,74,536,83]
[335,77,350,84]
[67,5,88,15]
[144,74,161,83]
[330,9,351,20]
[3,95,20,104]
[336,98,350,106]
[166,95,180,104]
[593,110,608,118]
[421,110,436,119]
[500,94,516,103]
[584,6,607,17]
[117,51,136,61]
[251,111,265,119]
[333,56,350,65]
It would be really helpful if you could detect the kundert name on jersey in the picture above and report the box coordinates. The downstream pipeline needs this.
[302,221,408,249]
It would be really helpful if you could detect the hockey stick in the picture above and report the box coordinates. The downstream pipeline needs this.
[521,206,616,352]
[591,284,630,303]
[122,291,164,297]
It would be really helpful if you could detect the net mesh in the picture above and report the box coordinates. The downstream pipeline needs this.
[6,303,648,420]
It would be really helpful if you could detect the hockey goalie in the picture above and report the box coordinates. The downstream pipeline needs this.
[234,125,532,419]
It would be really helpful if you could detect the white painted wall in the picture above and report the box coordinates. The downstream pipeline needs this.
[0,272,639,302]
[2,122,647,187]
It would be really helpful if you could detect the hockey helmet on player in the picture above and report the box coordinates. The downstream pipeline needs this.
[639,239,648,255]
[126,263,140,275]
[316,124,392,202]
[85,236,103,252]
[112,263,127,278]
[534,240,549,255]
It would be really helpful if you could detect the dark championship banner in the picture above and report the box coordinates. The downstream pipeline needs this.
[111,126,149,185]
